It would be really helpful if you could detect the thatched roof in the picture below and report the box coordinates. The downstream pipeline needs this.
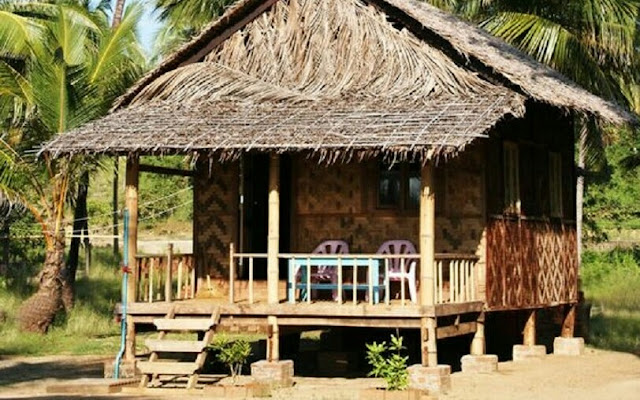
[41,0,630,160]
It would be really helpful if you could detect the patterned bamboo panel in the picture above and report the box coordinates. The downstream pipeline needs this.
[486,217,578,310]
[194,161,239,279]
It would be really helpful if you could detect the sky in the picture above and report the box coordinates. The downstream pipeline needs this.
[137,1,162,54]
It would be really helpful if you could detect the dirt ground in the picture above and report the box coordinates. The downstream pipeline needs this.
[0,348,639,399]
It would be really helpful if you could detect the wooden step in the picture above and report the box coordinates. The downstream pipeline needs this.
[153,318,215,331]
[145,339,207,353]
[137,361,199,376]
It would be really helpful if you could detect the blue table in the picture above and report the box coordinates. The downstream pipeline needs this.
[287,257,383,304]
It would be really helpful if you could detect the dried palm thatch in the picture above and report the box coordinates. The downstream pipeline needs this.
[41,0,628,162]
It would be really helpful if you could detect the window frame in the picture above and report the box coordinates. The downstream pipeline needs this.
[376,162,421,211]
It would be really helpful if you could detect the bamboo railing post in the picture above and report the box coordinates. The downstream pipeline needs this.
[267,154,280,305]
[249,257,254,304]
[419,163,436,307]
[148,257,154,303]
[306,257,311,304]
[190,260,195,299]
[165,244,173,302]
[337,256,343,304]
[229,243,235,304]
[385,259,390,305]
[177,260,183,300]
[400,258,406,306]
[124,155,139,361]
[368,258,373,306]
[437,260,443,303]
[352,263,357,305]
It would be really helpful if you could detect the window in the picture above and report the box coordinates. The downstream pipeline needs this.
[503,142,520,214]
[377,162,421,210]
[549,152,563,217]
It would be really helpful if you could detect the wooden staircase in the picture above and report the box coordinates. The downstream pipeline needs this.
[138,307,220,389]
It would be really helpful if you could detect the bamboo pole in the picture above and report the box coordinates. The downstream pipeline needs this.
[249,257,254,304]
[229,243,235,304]
[165,244,173,302]
[124,155,139,361]
[419,164,435,306]
[267,154,280,305]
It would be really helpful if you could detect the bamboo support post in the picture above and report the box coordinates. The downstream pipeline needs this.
[148,258,154,303]
[421,317,438,367]
[125,155,139,361]
[523,310,537,346]
[420,164,435,307]
[267,154,280,305]
[267,316,279,362]
[165,244,173,302]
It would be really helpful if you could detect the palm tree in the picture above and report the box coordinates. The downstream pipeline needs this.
[151,0,235,60]
[0,0,144,332]
[427,0,639,263]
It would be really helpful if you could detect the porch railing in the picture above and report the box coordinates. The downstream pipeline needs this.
[229,246,478,306]
[135,244,195,302]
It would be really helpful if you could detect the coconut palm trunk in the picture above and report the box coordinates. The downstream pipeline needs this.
[19,227,66,333]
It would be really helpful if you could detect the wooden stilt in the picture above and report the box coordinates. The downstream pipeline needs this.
[419,164,436,307]
[267,316,280,362]
[426,317,438,366]
[267,154,280,305]
[561,304,576,338]
[470,312,486,355]
[125,156,139,361]
[523,309,536,346]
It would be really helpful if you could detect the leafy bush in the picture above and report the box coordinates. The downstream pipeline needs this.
[209,336,252,384]
[365,334,408,391]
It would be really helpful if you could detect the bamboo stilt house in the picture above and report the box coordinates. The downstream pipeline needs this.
[42,0,631,388]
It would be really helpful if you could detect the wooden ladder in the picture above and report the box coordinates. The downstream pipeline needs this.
[138,307,220,389]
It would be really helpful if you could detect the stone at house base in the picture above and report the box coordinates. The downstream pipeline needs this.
[103,359,139,378]
[553,337,585,356]
[512,345,546,362]
[251,360,294,388]
[407,364,451,394]
[46,378,138,395]
[460,354,499,373]
[359,387,431,400]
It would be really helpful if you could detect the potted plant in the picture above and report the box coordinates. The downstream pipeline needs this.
[361,334,422,400]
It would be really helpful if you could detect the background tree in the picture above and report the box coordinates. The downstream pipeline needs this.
[0,0,144,332]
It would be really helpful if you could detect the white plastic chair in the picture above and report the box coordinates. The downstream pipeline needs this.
[376,240,418,303]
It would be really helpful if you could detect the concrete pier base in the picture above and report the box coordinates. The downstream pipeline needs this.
[251,360,294,388]
[553,337,585,356]
[407,364,451,394]
[460,355,498,373]
[513,345,546,362]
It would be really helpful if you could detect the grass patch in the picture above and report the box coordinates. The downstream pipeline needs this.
[0,247,123,357]
[582,247,640,354]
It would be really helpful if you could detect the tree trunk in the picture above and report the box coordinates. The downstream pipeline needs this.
[18,231,66,333]
[64,171,89,310]
[113,158,119,258]
[112,0,126,28]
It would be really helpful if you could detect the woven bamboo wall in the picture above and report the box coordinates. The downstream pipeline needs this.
[291,145,487,299]
[486,218,578,310]
[193,160,239,286]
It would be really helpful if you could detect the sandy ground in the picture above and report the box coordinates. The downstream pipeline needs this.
[0,348,639,399]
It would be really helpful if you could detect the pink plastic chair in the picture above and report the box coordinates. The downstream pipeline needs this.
[376,240,418,303]
[296,240,349,300]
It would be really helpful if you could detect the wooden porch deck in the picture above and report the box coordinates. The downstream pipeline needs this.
[119,298,484,336]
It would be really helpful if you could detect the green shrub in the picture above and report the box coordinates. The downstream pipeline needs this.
[365,334,408,391]
[209,336,252,384]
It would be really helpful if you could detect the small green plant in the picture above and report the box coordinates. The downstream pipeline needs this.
[365,334,409,391]
[210,336,252,384]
